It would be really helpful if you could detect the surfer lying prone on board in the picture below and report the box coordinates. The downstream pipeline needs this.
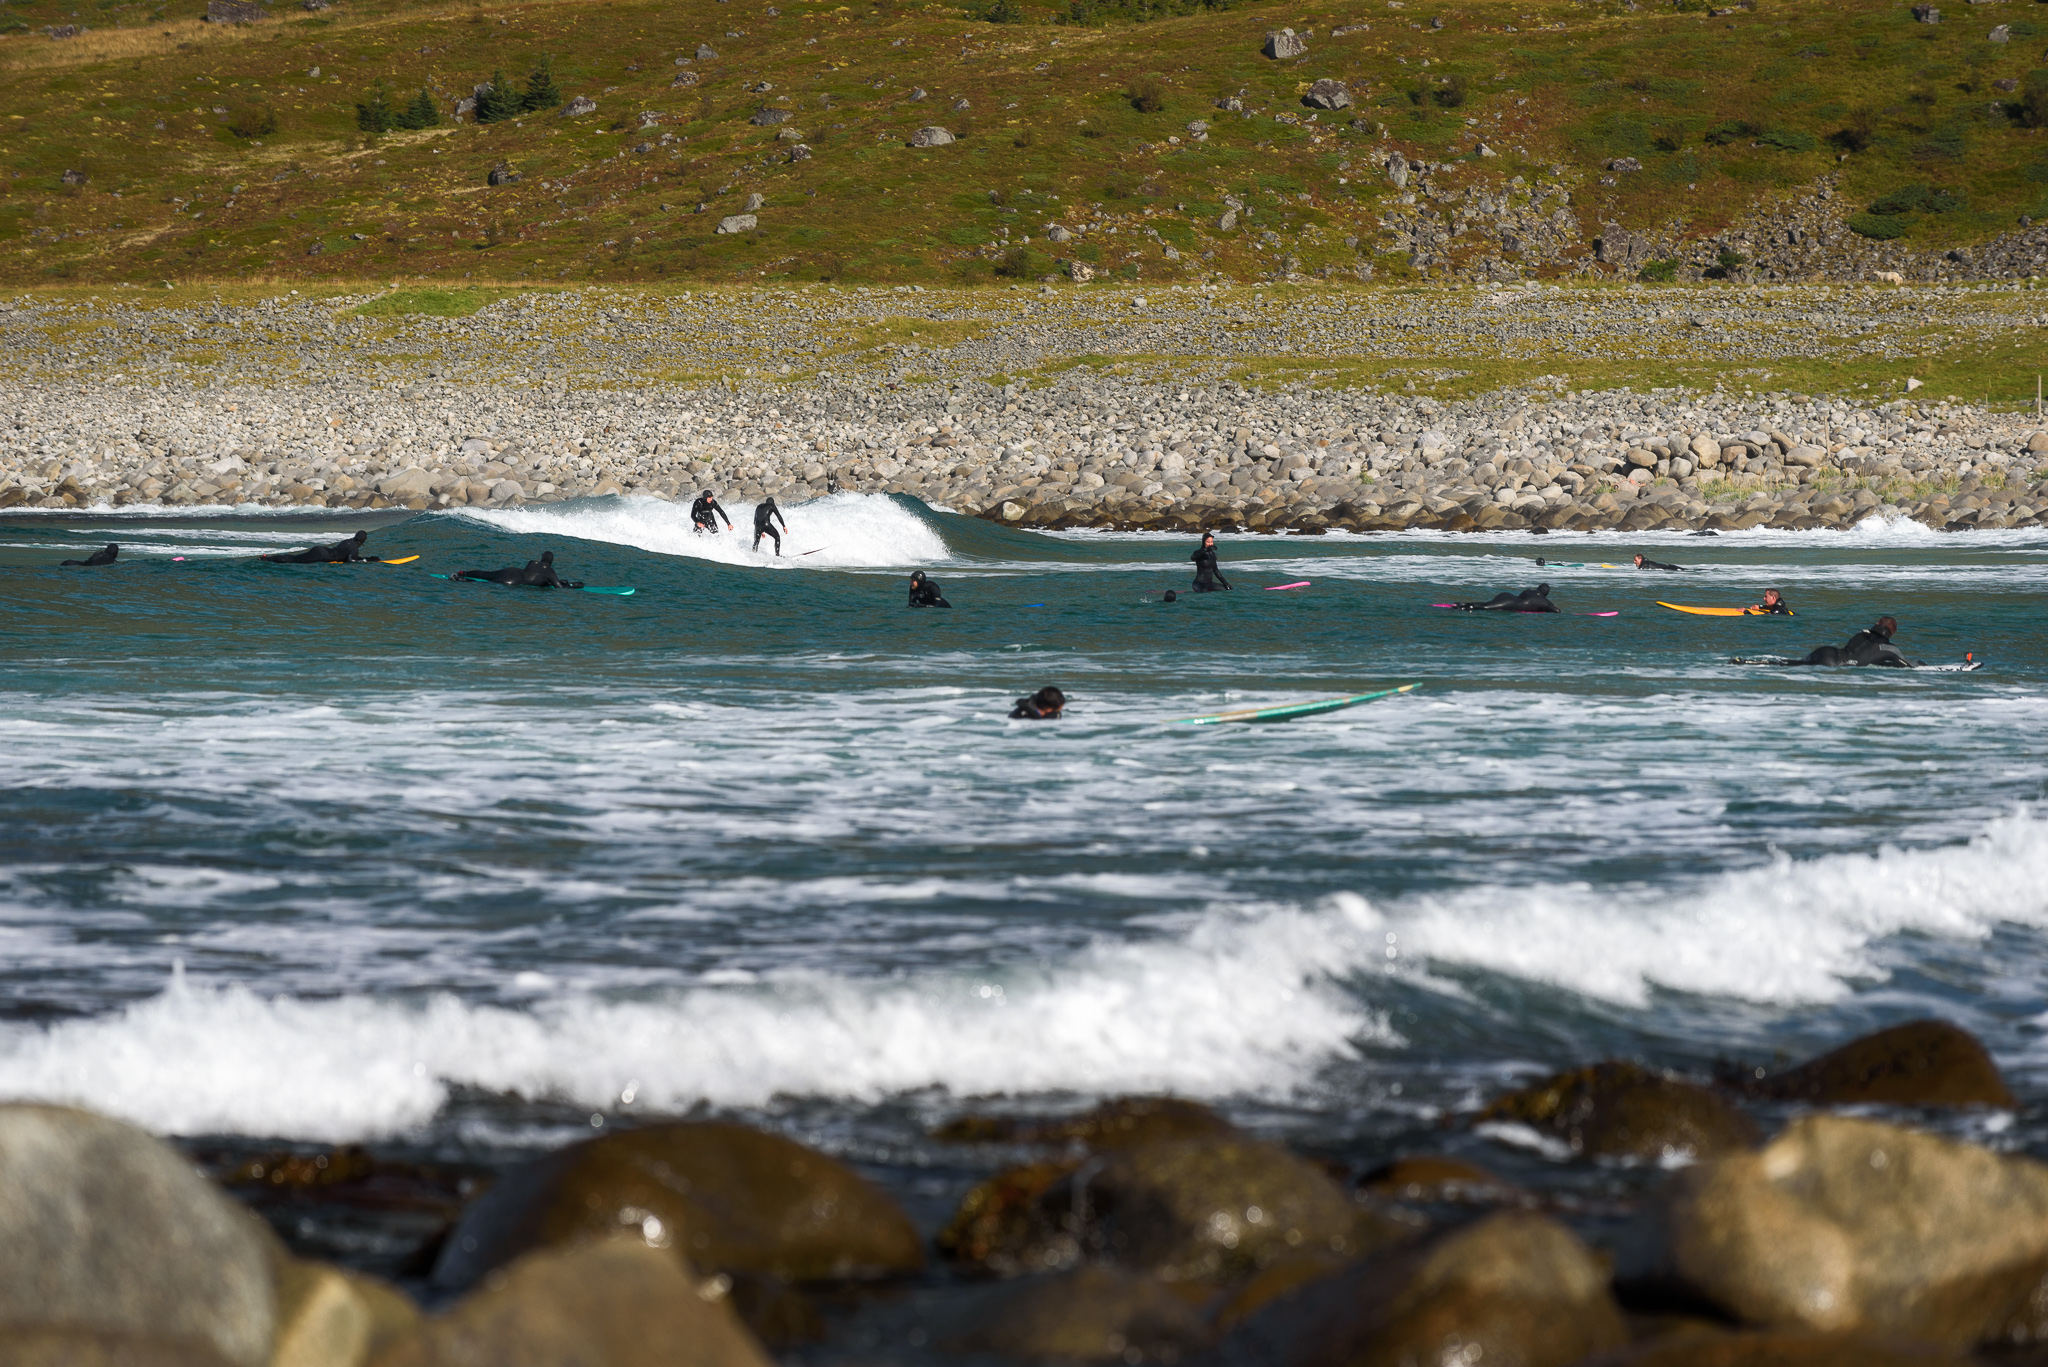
[1454,584,1558,613]
[1633,553,1686,572]
[907,570,952,608]
[452,550,584,589]
[1191,532,1232,593]
[1788,616,1907,667]
[263,530,379,564]
[1010,686,1065,719]
[1750,588,1792,615]
[61,543,118,567]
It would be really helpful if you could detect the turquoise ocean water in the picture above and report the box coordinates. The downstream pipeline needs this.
[3,493,2045,1268]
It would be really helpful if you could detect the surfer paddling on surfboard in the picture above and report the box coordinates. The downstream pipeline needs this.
[1786,615,1908,667]
[1190,532,1232,594]
[907,570,951,609]
[1452,583,1558,613]
[1633,553,1686,572]
[1010,686,1065,719]
[451,551,584,589]
[263,530,384,564]
[1749,588,1792,616]
[61,543,119,567]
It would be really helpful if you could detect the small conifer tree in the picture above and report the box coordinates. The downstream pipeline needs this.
[521,57,562,112]
[398,87,439,129]
[355,82,393,134]
[476,70,519,122]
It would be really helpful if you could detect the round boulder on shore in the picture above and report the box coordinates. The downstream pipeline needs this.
[1720,1018,2015,1108]
[1477,1060,1759,1162]
[429,1121,925,1293]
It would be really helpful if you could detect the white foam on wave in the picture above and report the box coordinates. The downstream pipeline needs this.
[0,905,1392,1140]
[1359,810,2048,1007]
[454,492,952,570]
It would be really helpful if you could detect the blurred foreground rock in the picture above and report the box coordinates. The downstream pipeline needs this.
[1622,1113,2048,1346]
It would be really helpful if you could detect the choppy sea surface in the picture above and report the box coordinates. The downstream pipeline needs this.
[3,494,2045,1270]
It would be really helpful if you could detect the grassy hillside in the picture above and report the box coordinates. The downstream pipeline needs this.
[2,0,2045,286]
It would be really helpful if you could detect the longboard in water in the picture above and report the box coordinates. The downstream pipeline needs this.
[1172,683,1419,726]
[1264,581,1311,592]
[1531,559,1622,569]
[1432,604,1619,617]
[429,573,634,596]
[256,554,420,565]
[1661,602,1790,617]
[1733,654,1981,672]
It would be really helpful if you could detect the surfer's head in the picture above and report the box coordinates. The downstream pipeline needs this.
[1631,553,1644,567]
[1029,686,1065,716]
[1201,531,1215,545]
[347,530,367,545]
[909,570,927,585]
[1873,615,1897,638]
[1535,583,1551,597]
[539,551,554,566]
[1763,589,1784,606]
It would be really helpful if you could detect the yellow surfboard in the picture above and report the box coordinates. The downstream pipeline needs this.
[380,556,420,566]
[1658,601,1790,617]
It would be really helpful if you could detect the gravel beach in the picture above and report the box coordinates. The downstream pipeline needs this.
[5,280,2044,532]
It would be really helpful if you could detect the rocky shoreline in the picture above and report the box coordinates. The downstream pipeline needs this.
[4,284,2045,534]
[5,1019,2043,1366]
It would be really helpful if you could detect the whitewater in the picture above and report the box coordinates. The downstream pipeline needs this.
[2,493,2044,1158]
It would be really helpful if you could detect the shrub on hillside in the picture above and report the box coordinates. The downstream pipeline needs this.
[1638,258,1678,282]
[227,104,277,138]
[1431,77,1468,109]
[2022,69,2048,129]
[1828,108,1875,152]
[1131,77,1167,112]
[357,84,440,133]
[1847,212,1908,239]
[1702,119,1759,144]
[984,0,1026,20]
[1757,127,1817,152]
[355,85,394,133]
[994,244,1053,277]
[1063,0,1231,24]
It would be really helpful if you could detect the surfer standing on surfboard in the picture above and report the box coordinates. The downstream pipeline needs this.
[1191,532,1232,594]
[691,491,733,535]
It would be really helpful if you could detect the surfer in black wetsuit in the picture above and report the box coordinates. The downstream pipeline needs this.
[60,543,118,567]
[1454,583,1557,613]
[1748,588,1791,615]
[907,570,951,608]
[1789,616,1907,667]
[691,491,732,534]
[1010,685,1065,719]
[263,530,377,564]
[1191,532,1231,593]
[451,550,584,589]
[752,497,787,555]
[1633,553,1684,572]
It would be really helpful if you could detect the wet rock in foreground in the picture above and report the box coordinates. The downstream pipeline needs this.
[1478,1061,1759,1162]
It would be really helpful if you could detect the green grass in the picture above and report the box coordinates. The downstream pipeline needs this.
[353,287,508,317]
[2,0,2048,287]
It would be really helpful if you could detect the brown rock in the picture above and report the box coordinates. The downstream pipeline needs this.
[940,1137,1407,1281]
[1721,1019,2015,1108]
[1477,1061,1758,1161]
[0,1329,235,1367]
[272,1261,418,1367]
[429,1122,923,1293]
[932,1096,1237,1149]
[1622,1114,2048,1346]
[0,1106,277,1367]
[937,1265,1210,1361]
[1213,1250,1352,1329]
[375,1241,772,1367]
[1222,1211,1627,1367]
[1582,1326,1969,1366]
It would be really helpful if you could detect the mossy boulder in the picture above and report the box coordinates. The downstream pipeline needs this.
[429,1122,923,1293]
[1221,1211,1628,1367]
[1620,1115,2048,1346]
[1478,1061,1758,1161]
[1724,1019,2014,1108]
[379,1241,772,1367]
[939,1137,1411,1281]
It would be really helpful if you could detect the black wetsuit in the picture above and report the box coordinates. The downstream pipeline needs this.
[453,551,583,589]
[1751,599,1793,616]
[1794,625,1906,667]
[753,500,787,555]
[1191,543,1231,593]
[1010,696,1061,719]
[691,494,731,532]
[908,575,951,608]
[264,531,373,564]
[1456,585,1557,613]
[1635,557,1684,572]
[61,543,118,567]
